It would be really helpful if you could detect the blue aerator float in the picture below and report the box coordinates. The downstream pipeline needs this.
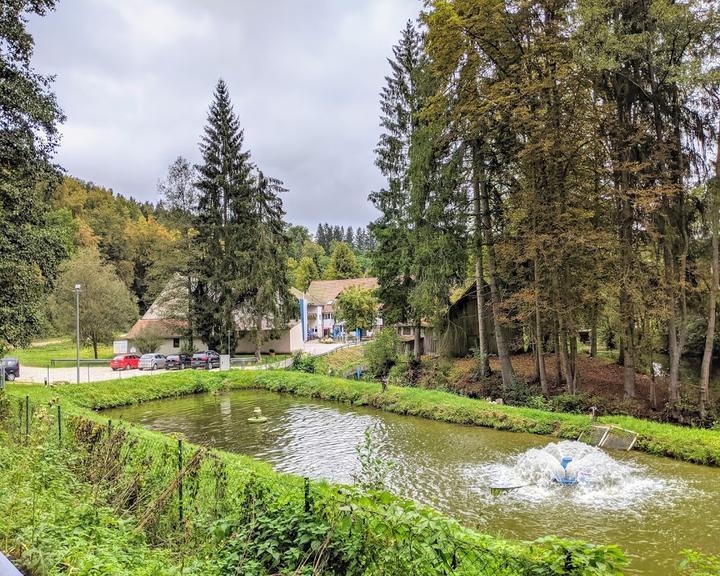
[555,456,578,485]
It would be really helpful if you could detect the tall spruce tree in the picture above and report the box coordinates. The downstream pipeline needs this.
[371,20,466,357]
[193,79,254,352]
[369,21,423,332]
[243,170,295,361]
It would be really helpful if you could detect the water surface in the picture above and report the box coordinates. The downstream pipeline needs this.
[104,390,720,574]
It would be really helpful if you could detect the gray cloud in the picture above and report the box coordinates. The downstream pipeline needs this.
[28,0,421,229]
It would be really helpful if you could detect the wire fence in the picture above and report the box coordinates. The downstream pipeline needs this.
[1,393,625,575]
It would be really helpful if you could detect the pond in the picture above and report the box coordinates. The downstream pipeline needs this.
[104,390,720,575]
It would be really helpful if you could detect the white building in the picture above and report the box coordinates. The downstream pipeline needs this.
[300,277,379,340]
[121,277,304,355]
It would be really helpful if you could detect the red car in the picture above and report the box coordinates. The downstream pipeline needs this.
[110,354,140,371]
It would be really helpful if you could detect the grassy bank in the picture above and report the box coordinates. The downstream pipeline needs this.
[9,338,113,367]
[9,368,720,466]
[0,386,626,576]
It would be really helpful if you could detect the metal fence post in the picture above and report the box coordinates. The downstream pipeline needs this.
[57,404,62,444]
[178,438,184,524]
[304,477,310,513]
[24,395,29,438]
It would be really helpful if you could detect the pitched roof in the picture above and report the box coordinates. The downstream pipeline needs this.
[124,276,303,340]
[304,277,378,305]
[125,318,187,339]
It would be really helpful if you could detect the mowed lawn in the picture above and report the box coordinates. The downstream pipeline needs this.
[9,339,114,367]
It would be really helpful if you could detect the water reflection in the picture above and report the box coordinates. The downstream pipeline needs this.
[104,390,720,575]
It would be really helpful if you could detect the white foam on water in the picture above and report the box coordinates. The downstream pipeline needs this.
[470,440,686,510]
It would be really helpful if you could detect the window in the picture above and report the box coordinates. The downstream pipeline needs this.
[173,338,180,348]
[323,313,332,320]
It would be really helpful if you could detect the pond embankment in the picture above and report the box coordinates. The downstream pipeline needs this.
[0,377,628,576]
[25,369,718,466]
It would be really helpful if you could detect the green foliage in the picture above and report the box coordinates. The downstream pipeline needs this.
[192,81,293,357]
[679,550,720,576]
[0,384,628,576]
[334,285,378,333]
[353,424,393,491]
[290,351,317,373]
[293,256,319,291]
[51,248,138,356]
[133,324,163,354]
[324,242,361,279]
[0,1,70,355]
[0,437,178,575]
[364,328,402,378]
[11,338,113,367]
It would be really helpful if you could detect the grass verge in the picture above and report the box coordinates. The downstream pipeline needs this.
[0,385,626,576]
[8,368,720,466]
[8,338,114,367]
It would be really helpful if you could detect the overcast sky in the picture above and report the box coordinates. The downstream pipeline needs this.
[28,0,421,229]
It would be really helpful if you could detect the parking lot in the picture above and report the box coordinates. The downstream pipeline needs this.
[12,340,349,385]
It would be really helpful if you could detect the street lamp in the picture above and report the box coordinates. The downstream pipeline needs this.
[75,284,81,384]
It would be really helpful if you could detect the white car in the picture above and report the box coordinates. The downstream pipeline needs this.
[138,353,166,371]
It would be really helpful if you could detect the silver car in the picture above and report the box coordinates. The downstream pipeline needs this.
[138,353,166,371]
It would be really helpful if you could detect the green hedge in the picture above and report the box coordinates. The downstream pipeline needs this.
[0,387,627,575]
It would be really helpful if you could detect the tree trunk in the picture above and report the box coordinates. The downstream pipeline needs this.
[254,319,262,363]
[534,257,548,394]
[187,274,194,351]
[92,337,98,359]
[589,303,598,358]
[472,141,490,377]
[557,314,573,394]
[700,130,720,419]
[553,321,561,387]
[474,260,490,377]
[619,199,636,399]
[479,171,513,390]
[413,317,422,359]
[569,325,578,394]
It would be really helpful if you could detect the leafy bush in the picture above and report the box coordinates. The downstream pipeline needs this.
[133,325,163,354]
[679,550,720,576]
[352,424,393,491]
[364,328,402,379]
[291,351,317,373]
[0,391,629,576]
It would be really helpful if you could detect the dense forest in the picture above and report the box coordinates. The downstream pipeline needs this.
[370,1,720,420]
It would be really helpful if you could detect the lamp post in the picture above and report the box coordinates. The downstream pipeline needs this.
[75,284,81,384]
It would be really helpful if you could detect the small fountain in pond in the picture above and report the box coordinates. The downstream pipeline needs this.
[247,407,268,423]
[485,440,674,508]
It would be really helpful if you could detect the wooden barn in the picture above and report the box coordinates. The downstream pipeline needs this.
[440,281,523,357]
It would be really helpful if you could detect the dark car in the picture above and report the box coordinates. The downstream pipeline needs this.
[166,353,192,370]
[0,357,20,381]
[191,350,220,370]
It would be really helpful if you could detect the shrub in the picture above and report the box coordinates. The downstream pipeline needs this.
[132,325,163,354]
[549,393,603,415]
[291,351,317,373]
[365,328,402,379]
